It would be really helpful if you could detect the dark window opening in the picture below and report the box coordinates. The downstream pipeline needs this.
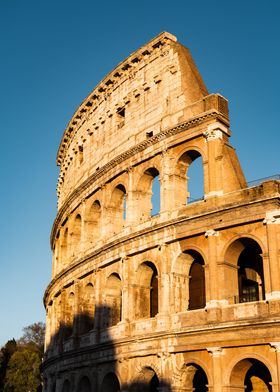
[188,252,206,310]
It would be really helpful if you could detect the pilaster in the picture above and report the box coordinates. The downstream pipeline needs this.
[203,122,228,198]
[207,347,224,392]
[263,210,280,299]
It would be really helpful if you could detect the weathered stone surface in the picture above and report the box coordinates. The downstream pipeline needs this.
[42,32,280,392]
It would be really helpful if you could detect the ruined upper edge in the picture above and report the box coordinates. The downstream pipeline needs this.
[56,32,177,166]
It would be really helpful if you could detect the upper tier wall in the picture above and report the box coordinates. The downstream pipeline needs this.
[56,32,210,208]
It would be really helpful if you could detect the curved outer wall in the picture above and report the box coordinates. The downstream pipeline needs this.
[43,32,280,392]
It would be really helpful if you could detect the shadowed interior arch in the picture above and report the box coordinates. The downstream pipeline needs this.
[104,273,122,327]
[136,261,159,319]
[230,358,272,391]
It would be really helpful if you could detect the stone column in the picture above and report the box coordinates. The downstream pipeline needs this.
[158,243,170,315]
[263,211,280,300]
[207,347,224,392]
[203,122,228,198]
[120,255,131,322]
[73,280,80,338]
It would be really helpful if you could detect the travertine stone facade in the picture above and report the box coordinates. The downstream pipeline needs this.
[42,32,280,392]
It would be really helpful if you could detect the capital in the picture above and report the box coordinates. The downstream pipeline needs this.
[205,229,219,238]
[207,347,224,357]
[263,210,280,225]
[270,342,280,352]
[203,122,228,141]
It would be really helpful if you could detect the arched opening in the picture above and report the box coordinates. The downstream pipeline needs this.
[61,379,70,392]
[136,262,159,319]
[77,376,91,392]
[183,363,208,392]
[230,358,272,391]
[64,292,75,339]
[188,251,206,310]
[136,167,160,222]
[101,372,120,392]
[176,150,204,207]
[60,227,68,267]
[110,184,127,233]
[131,367,159,392]
[238,240,265,303]
[105,273,122,327]
[224,237,265,303]
[87,200,101,245]
[187,154,204,202]
[70,214,82,257]
[80,283,95,334]
[193,366,208,391]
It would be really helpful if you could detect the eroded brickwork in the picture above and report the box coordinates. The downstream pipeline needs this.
[42,32,280,392]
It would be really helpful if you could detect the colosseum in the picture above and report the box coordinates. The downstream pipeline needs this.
[42,32,280,392]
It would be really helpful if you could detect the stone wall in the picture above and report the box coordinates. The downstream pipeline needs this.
[42,32,280,392]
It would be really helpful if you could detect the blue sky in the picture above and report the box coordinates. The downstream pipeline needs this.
[0,0,279,346]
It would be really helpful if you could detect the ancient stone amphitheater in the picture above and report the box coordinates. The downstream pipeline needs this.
[42,32,280,392]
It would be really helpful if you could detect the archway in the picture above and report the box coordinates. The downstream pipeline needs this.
[60,226,68,267]
[188,250,206,310]
[176,150,204,205]
[61,379,70,392]
[64,291,75,339]
[70,214,82,256]
[230,358,272,391]
[131,367,159,392]
[182,363,208,392]
[224,238,265,303]
[79,282,95,334]
[110,184,127,232]
[77,376,91,392]
[105,273,122,327]
[87,200,101,244]
[187,154,204,203]
[100,372,120,392]
[136,262,159,319]
[136,167,160,221]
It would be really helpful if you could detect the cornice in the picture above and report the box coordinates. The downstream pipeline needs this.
[51,110,228,247]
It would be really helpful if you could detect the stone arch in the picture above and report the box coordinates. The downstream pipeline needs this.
[175,148,205,206]
[69,213,82,257]
[51,381,56,392]
[176,362,209,391]
[224,237,265,304]
[86,199,101,245]
[131,366,160,392]
[188,250,206,310]
[60,226,69,268]
[79,282,95,334]
[100,372,120,392]
[171,249,206,312]
[229,358,272,391]
[136,167,160,221]
[61,379,70,392]
[76,375,91,392]
[135,261,159,319]
[64,291,75,339]
[104,273,122,327]
[110,183,127,233]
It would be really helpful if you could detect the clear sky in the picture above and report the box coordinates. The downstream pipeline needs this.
[0,0,279,347]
